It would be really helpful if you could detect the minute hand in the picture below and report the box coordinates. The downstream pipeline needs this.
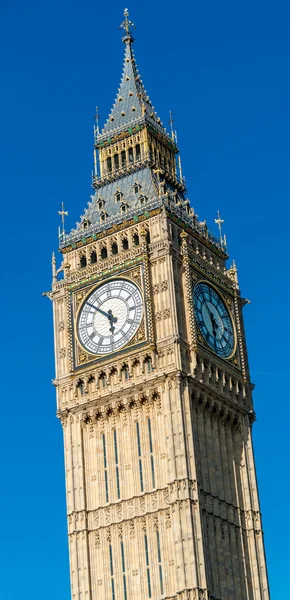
[86,301,112,320]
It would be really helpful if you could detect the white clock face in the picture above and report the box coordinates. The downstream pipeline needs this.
[77,279,143,355]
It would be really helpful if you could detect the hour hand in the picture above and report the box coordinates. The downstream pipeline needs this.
[107,309,117,324]
[107,310,118,334]
[209,310,218,335]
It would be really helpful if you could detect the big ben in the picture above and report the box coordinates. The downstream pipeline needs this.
[49,10,270,600]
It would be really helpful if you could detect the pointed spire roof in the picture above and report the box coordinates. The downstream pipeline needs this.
[97,9,172,143]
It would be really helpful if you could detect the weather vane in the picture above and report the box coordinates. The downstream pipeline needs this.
[119,8,136,39]
[58,202,68,244]
[214,210,226,247]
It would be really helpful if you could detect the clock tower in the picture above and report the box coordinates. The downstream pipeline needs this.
[49,10,270,600]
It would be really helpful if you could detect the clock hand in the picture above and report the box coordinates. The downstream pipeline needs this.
[208,308,218,335]
[205,304,217,335]
[107,309,118,324]
[107,310,118,334]
[86,301,112,320]
[86,302,119,334]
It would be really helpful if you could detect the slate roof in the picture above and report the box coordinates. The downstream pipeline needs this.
[82,167,158,225]
[99,40,166,138]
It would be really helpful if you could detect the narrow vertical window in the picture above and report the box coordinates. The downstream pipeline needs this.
[121,541,127,600]
[136,421,144,492]
[114,153,119,171]
[148,418,156,488]
[109,544,115,600]
[136,143,141,160]
[114,429,120,499]
[146,357,153,372]
[156,530,164,595]
[144,534,152,598]
[102,434,109,503]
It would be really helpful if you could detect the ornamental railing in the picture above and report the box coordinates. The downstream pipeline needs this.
[61,193,227,257]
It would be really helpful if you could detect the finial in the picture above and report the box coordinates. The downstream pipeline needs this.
[93,109,99,178]
[169,111,174,141]
[52,251,57,284]
[58,202,68,245]
[214,210,226,247]
[174,129,183,182]
[228,259,239,288]
[95,106,100,136]
[153,167,163,198]
[119,8,136,43]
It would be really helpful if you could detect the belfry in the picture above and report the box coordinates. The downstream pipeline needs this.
[49,10,270,600]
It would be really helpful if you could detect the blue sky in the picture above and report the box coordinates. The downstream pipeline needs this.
[0,1,289,598]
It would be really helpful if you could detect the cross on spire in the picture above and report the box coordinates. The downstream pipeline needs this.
[214,210,226,247]
[119,8,135,43]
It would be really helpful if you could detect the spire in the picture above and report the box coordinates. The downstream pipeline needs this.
[98,9,169,141]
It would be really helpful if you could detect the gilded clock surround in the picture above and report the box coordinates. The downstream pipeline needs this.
[72,266,149,369]
[48,10,269,600]
[193,279,237,361]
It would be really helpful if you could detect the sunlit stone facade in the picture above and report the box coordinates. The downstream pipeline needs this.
[49,10,269,600]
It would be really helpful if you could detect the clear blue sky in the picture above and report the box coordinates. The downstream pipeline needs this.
[0,1,289,598]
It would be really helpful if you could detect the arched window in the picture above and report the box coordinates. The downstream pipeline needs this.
[134,183,140,194]
[122,237,129,251]
[135,144,141,161]
[77,379,85,396]
[121,150,126,167]
[133,233,139,246]
[107,157,112,173]
[101,247,108,259]
[145,356,153,373]
[128,147,134,163]
[99,372,107,388]
[110,367,118,386]
[146,231,151,245]
[139,195,148,207]
[114,154,119,171]
[87,374,95,391]
[122,364,130,381]
[132,358,140,377]
[82,219,90,230]
[80,255,87,269]
[115,191,122,203]
[90,251,97,264]
[111,242,118,255]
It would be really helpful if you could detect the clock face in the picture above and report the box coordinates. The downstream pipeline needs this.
[193,282,235,358]
[77,279,143,355]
